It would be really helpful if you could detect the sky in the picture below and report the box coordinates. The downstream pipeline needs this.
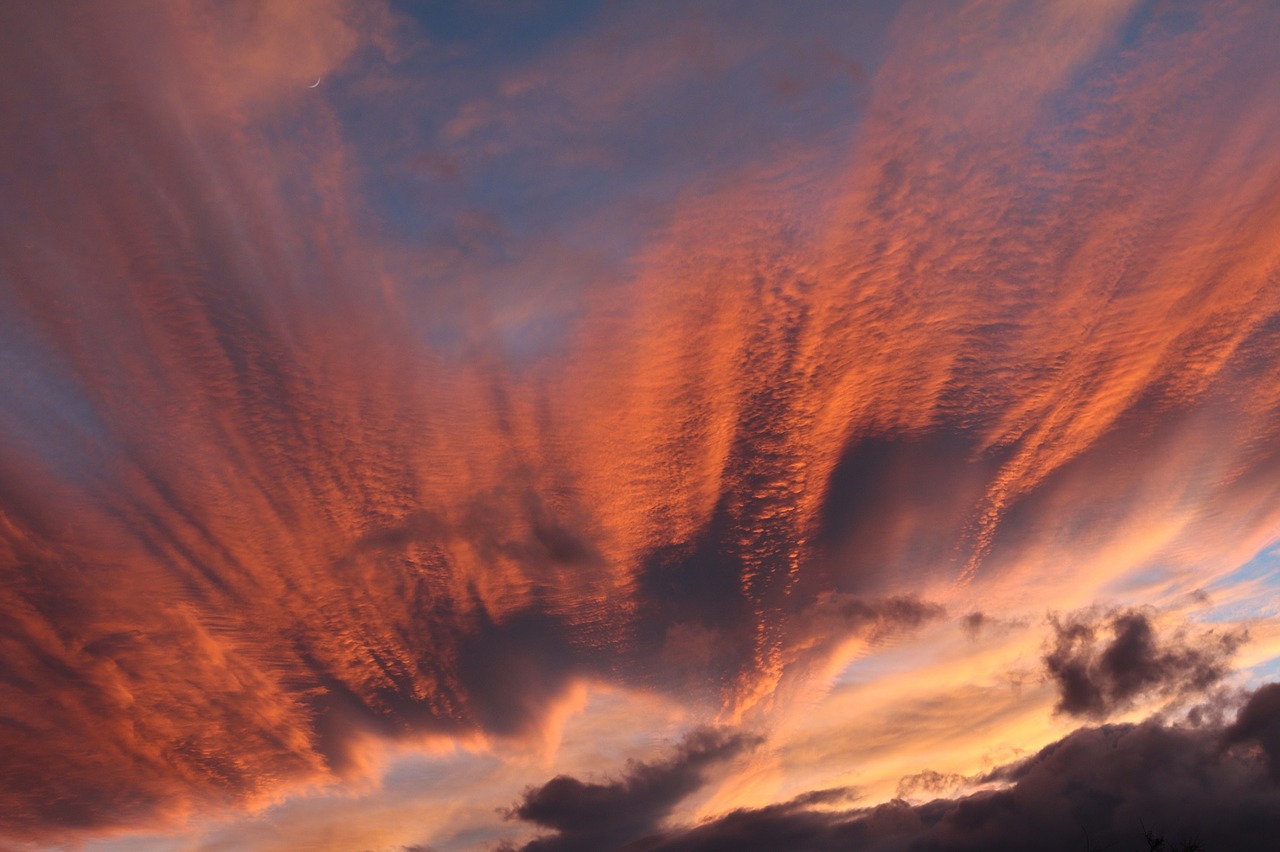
[2,1,1280,850]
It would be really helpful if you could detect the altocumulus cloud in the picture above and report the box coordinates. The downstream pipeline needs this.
[4,0,1280,846]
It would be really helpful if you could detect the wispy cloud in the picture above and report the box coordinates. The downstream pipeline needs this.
[2,0,1280,847]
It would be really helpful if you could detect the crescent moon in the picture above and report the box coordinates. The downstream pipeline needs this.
[308,76,321,89]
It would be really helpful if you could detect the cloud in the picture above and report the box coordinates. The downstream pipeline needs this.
[0,0,945,834]
[502,727,762,852]
[3,0,1280,845]
[895,769,966,801]
[1225,682,1280,783]
[600,682,1280,852]
[1043,608,1245,718]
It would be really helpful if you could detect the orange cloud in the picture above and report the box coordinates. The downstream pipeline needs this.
[2,0,1280,845]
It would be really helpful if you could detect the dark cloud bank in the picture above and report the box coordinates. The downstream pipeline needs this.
[1044,607,1246,719]
[503,611,1264,852]
[504,682,1280,852]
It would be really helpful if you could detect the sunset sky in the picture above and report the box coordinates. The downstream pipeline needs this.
[3,1,1280,850]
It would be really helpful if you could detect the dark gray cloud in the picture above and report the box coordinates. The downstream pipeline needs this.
[1043,608,1245,718]
[513,682,1280,852]
[1225,682,1280,783]
[502,727,761,852]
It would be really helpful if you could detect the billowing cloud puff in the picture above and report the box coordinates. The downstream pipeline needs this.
[1225,682,1280,783]
[1043,607,1245,718]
